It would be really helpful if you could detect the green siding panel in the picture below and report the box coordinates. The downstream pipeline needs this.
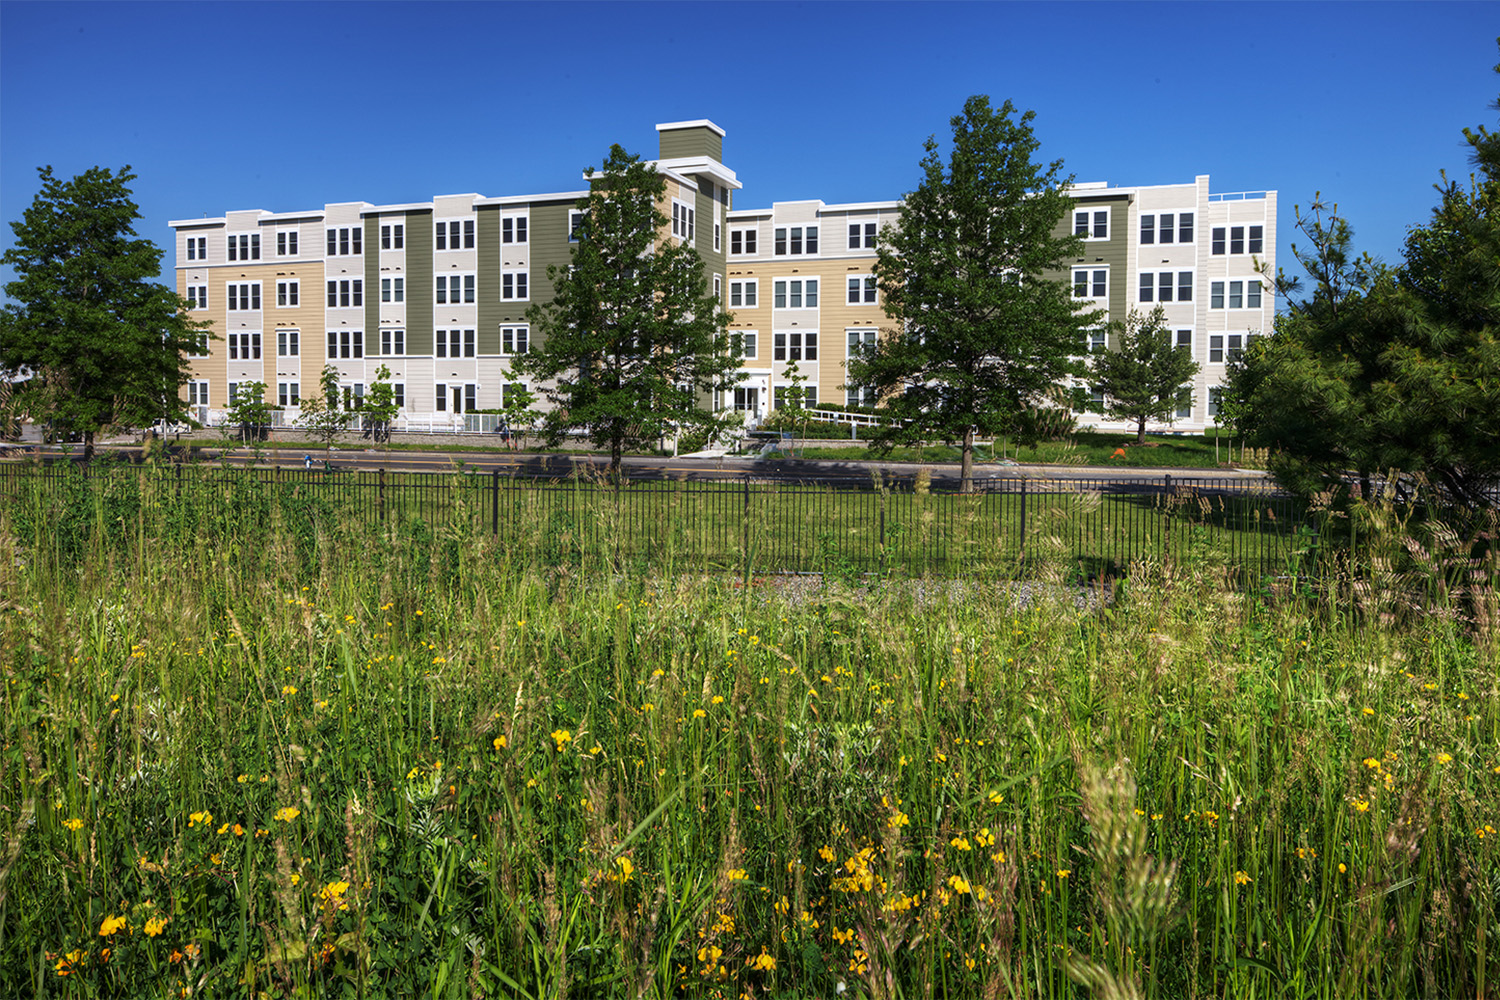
[404,210,434,356]
[659,126,722,162]
[477,207,500,354]
[529,199,581,352]
[695,182,723,298]
[364,217,379,340]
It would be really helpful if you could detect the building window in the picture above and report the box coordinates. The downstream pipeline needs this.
[1210,281,1224,309]
[381,277,405,303]
[1209,334,1223,363]
[730,279,758,307]
[500,382,525,409]
[569,211,588,242]
[848,222,877,250]
[380,223,405,250]
[1211,224,1264,256]
[501,270,528,301]
[501,325,529,356]
[1138,271,1193,303]
[277,231,298,256]
[1176,329,1192,350]
[326,279,364,308]
[435,274,476,305]
[436,219,475,251]
[276,280,299,307]
[773,331,818,361]
[185,284,207,309]
[227,331,261,360]
[393,383,405,409]
[1072,268,1107,300]
[227,233,261,261]
[380,329,405,356]
[846,275,877,305]
[227,282,262,311]
[435,328,476,359]
[1140,214,1155,245]
[278,382,300,407]
[188,380,210,409]
[1246,280,1262,308]
[326,330,363,359]
[730,227,757,255]
[847,328,877,361]
[774,385,818,409]
[435,383,447,411]
[326,226,362,256]
[186,236,206,261]
[1074,209,1109,240]
[773,278,819,309]
[1142,212,1187,245]
[672,200,695,244]
[1208,387,1223,418]
[501,215,528,244]
[278,330,300,356]
[740,331,758,358]
[1083,328,1106,353]
[1178,212,1194,243]
[713,274,722,300]
[714,222,721,252]
[1228,281,1243,309]
[1175,386,1192,420]
[773,225,819,256]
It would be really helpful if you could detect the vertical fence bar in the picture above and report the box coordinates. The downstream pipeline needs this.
[491,469,500,535]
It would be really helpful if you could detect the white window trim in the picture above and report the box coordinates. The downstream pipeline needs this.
[847,221,878,251]
[729,226,759,256]
[846,274,878,306]
[729,278,758,309]
[501,268,530,302]
[277,329,301,357]
[1072,267,1108,302]
[226,280,263,312]
[325,278,365,310]
[434,327,477,359]
[226,232,262,262]
[739,330,758,360]
[1074,207,1110,241]
[185,284,207,310]
[380,328,406,357]
[772,276,820,310]
[1136,270,1194,305]
[380,221,406,251]
[276,229,299,257]
[501,212,530,245]
[773,224,820,257]
[435,272,477,306]
[381,276,406,303]
[772,329,820,362]
[185,236,206,261]
[435,217,476,252]
[671,198,696,246]
[569,210,588,243]
[500,324,530,357]
[325,225,363,257]
[276,279,300,308]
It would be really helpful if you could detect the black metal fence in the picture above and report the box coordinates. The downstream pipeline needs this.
[0,461,1313,579]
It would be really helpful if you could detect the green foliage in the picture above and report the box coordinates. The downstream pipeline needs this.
[0,166,209,456]
[517,145,744,476]
[1239,51,1500,507]
[296,365,352,458]
[0,473,1496,999]
[1089,306,1200,444]
[847,95,1098,491]
[362,365,400,444]
[221,381,276,460]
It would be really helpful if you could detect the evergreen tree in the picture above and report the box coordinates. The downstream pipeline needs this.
[516,145,743,477]
[1088,307,1200,444]
[846,96,1098,492]
[1,166,209,458]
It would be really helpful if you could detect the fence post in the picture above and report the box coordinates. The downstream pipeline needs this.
[492,469,500,536]
[1163,473,1173,561]
[1018,477,1027,561]
[378,467,387,523]
[742,474,752,585]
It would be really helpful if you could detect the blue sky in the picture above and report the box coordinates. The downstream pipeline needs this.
[2,1,1496,292]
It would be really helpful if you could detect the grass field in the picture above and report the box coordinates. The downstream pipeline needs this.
[2,467,1496,998]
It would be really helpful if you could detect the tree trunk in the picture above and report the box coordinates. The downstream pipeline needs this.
[611,440,623,480]
[83,430,95,462]
[960,426,974,494]
[1137,416,1147,445]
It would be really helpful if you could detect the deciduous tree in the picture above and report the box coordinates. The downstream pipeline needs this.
[845,95,1099,492]
[516,145,743,477]
[1088,307,1200,444]
[0,166,209,458]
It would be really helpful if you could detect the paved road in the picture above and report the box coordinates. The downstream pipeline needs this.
[5,443,1273,491]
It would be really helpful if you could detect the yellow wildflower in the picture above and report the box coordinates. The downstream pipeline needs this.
[99,914,127,936]
[273,806,301,823]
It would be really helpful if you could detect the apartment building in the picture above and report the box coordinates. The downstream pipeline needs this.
[170,119,1274,434]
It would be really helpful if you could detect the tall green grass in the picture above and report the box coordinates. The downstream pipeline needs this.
[0,463,1496,998]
